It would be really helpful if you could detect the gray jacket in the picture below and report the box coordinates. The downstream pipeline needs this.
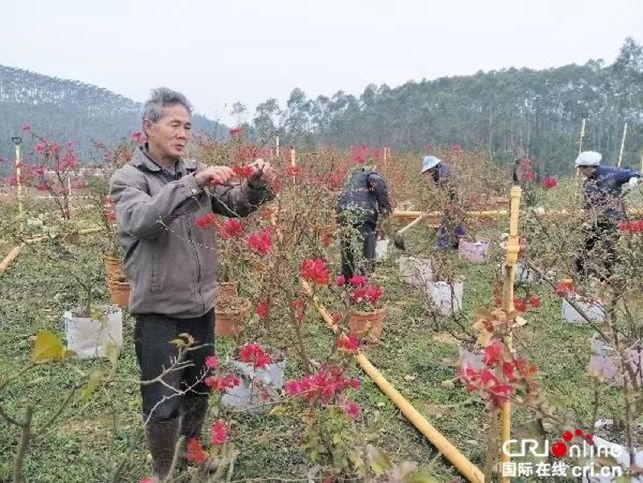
[109,146,274,318]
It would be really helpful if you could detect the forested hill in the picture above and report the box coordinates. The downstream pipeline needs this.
[244,38,643,176]
[0,64,226,171]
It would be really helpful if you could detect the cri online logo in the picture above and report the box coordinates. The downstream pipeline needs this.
[502,429,621,459]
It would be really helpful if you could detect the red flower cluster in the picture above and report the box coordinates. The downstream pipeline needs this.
[339,398,361,420]
[246,228,273,255]
[229,127,243,137]
[256,301,270,319]
[211,421,229,445]
[337,335,360,353]
[555,280,575,296]
[459,342,538,407]
[186,438,206,464]
[618,220,643,234]
[233,164,255,178]
[284,364,360,404]
[351,285,383,309]
[300,258,330,285]
[239,343,273,369]
[194,213,217,229]
[542,176,558,189]
[219,219,244,239]
[205,356,218,370]
[287,166,303,177]
[509,295,541,312]
[205,374,241,391]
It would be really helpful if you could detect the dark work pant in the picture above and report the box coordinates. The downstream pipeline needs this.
[340,222,377,279]
[134,309,215,420]
[575,220,619,281]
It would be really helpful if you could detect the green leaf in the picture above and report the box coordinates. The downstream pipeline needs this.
[89,308,104,321]
[170,338,186,347]
[82,370,103,401]
[105,343,120,366]
[367,445,393,474]
[409,471,439,483]
[33,330,67,362]
[269,405,286,417]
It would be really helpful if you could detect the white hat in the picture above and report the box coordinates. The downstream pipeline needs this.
[421,155,441,173]
[575,151,602,167]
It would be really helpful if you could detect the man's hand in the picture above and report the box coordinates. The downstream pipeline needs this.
[195,166,234,188]
[248,159,276,188]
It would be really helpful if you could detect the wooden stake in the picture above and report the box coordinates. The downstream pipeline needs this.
[500,185,522,483]
[290,147,296,167]
[15,143,25,233]
[618,122,628,168]
[275,136,280,157]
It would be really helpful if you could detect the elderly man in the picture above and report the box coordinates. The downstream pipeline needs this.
[421,155,466,250]
[337,165,392,279]
[110,87,275,480]
[575,150,641,280]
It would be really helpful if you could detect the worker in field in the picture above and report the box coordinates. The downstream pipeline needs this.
[110,87,275,480]
[421,155,467,250]
[575,150,641,280]
[337,165,392,279]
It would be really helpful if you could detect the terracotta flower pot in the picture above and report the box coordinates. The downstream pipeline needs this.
[215,298,251,337]
[217,282,238,302]
[108,280,130,308]
[349,307,387,343]
[105,257,125,281]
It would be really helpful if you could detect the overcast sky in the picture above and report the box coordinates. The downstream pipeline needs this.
[2,0,642,125]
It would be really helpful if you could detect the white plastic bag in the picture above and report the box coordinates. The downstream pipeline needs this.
[64,305,123,359]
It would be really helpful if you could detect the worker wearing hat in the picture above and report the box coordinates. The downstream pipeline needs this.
[421,155,466,250]
[575,150,641,280]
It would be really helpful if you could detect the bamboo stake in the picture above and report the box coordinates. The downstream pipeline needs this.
[275,136,280,157]
[302,281,485,483]
[618,122,628,168]
[500,186,522,482]
[290,147,296,167]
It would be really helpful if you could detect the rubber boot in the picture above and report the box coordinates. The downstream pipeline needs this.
[146,417,179,482]
[178,397,208,456]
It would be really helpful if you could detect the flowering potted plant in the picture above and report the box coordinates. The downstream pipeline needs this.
[221,342,286,411]
[335,275,386,343]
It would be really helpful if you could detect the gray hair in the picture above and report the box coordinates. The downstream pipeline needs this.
[141,87,193,122]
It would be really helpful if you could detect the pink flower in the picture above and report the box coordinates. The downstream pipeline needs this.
[71,179,86,189]
[205,356,218,370]
[229,127,243,137]
[340,399,360,420]
[335,275,346,286]
[132,131,147,144]
[210,421,229,445]
[528,295,542,308]
[337,335,360,353]
[21,124,31,132]
[205,374,240,392]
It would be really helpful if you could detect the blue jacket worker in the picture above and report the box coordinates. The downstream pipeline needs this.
[421,155,467,250]
[337,165,392,279]
[575,150,641,280]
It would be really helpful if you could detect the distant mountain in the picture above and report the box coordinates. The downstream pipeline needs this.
[0,64,227,172]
